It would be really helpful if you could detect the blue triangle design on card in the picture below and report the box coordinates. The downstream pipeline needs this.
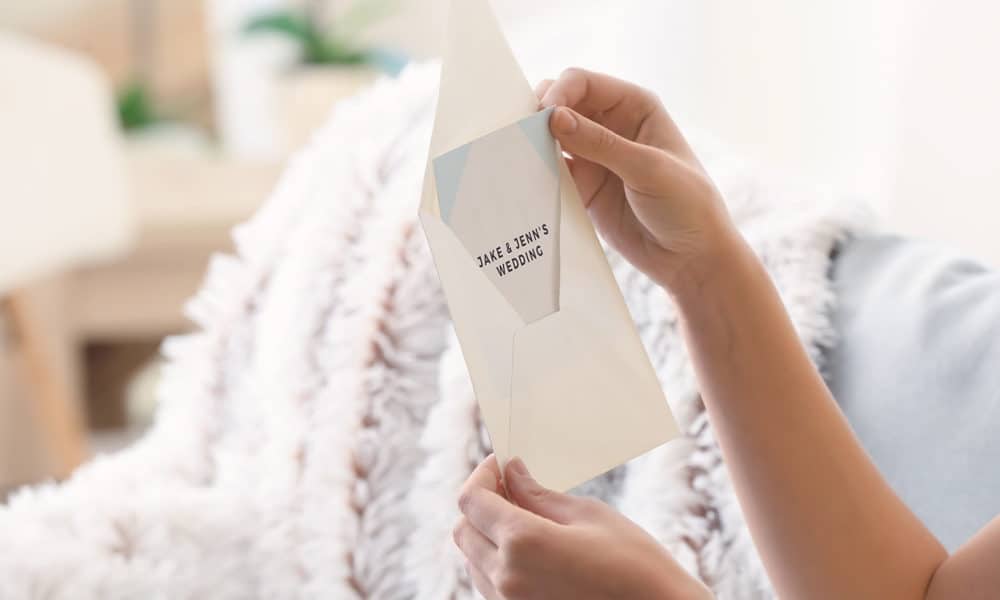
[433,143,472,222]
[517,107,559,176]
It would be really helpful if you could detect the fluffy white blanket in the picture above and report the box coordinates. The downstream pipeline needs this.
[0,65,868,599]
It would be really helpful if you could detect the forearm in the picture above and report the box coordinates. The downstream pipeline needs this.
[670,231,946,599]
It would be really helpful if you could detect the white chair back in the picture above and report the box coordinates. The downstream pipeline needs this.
[0,32,134,293]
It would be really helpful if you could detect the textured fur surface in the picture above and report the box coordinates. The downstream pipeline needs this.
[0,65,868,599]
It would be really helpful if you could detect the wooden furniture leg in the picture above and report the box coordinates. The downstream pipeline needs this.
[2,292,89,478]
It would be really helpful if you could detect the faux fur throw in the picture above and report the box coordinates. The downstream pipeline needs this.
[0,65,868,599]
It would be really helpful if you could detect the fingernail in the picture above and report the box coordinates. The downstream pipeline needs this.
[551,107,577,134]
[508,457,530,478]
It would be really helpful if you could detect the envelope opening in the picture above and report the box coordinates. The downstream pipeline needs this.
[431,110,563,325]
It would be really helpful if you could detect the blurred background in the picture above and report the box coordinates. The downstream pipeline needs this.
[2,0,999,496]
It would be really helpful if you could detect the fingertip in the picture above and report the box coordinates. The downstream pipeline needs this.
[502,459,567,520]
[506,457,530,479]
[550,106,578,135]
[483,455,502,488]
[534,78,555,105]
[539,82,564,108]
[540,92,562,109]
[504,458,539,503]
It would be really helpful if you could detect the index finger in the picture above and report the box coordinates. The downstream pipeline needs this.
[466,455,503,495]
[539,68,658,139]
[539,68,688,154]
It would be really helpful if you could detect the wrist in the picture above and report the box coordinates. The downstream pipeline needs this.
[662,224,755,311]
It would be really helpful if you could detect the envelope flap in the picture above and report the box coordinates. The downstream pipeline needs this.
[421,0,539,218]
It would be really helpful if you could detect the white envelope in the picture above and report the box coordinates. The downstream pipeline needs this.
[419,0,678,492]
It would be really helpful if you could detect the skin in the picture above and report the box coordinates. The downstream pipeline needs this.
[454,456,711,600]
[454,67,1000,599]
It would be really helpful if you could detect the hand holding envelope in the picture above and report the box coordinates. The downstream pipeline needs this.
[419,0,678,492]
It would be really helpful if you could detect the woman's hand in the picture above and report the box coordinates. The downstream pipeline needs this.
[539,68,740,296]
[454,455,713,600]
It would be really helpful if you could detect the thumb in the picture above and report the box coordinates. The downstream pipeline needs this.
[505,458,579,524]
[549,106,666,192]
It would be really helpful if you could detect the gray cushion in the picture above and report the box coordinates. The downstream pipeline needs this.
[825,234,1000,551]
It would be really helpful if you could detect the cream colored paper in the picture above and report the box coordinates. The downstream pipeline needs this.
[419,0,678,491]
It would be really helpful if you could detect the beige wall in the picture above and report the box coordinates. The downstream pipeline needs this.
[0,0,101,28]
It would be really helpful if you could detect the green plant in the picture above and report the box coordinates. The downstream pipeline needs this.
[243,0,406,73]
[116,80,165,131]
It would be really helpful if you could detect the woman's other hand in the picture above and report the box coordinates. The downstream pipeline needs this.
[539,68,740,296]
[453,455,713,600]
